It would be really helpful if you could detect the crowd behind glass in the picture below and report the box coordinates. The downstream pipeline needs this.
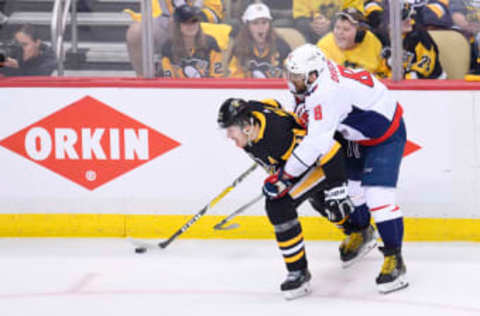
[0,0,478,79]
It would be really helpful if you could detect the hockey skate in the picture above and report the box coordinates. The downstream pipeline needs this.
[376,247,409,294]
[339,224,378,268]
[281,269,312,300]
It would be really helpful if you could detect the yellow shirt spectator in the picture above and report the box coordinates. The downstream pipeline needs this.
[317,7,383,75]
[317,30,383,74]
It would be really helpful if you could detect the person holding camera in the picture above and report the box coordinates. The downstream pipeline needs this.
[0,24,57,77]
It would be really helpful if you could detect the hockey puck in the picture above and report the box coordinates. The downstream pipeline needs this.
[135,247,147,254]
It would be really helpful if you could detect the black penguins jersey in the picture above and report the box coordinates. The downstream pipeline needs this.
[379,25,446,79]
[227,37,291,78]
[158,34,224,78]
[242,99,345,202]
[403,26,445,79]
[242,100,306,174]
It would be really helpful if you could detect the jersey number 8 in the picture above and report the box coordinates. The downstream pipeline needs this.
[338,65,374,88]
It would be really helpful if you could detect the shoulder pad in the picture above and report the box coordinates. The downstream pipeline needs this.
[260,98,282,108]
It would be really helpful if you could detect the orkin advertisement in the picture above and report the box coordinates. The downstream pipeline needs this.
[1,96,180,190]
[0,80,479,224]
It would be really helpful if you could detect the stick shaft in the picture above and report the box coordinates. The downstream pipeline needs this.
[158,164,258,248]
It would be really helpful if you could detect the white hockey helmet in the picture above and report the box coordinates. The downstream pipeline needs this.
[284,43,327,96]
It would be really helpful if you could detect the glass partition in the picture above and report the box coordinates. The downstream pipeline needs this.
[0,0,473,80]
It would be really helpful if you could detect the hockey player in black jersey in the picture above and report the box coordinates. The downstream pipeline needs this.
[217,98,378,300]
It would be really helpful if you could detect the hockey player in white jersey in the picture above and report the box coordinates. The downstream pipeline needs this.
[281,43,408,294]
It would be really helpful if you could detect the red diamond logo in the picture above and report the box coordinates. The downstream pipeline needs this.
[0,96,180,190]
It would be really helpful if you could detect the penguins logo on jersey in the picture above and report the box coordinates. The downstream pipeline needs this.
[181,57,208,77]
[247,59,282,78]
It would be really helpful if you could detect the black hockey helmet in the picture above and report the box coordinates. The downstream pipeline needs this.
[174,4,201,23]
[217,98,250,128]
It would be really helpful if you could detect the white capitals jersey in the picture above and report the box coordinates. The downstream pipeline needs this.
[284,60,402,177]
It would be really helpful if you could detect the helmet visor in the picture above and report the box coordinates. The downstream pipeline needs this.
[285,69,308,96]
[285,69,306,83]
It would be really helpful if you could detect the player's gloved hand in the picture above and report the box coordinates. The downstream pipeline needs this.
[262,168,294,200]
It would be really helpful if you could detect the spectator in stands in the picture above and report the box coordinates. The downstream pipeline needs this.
[379,2,447,79]
[411,0,454,29]
[317,7,384,75]
[451,0,480,36]
[231,0,294,26]
[155,5,224,78]
[364,0,388,45]
[226,2,291,78]
[0,24,56,77]
[380,1,454,29]
[363,0,455,46]
[125,0,224,77]
[292,0,366,44]
[364,0,384,30]
[450,0,480,74]
[293,0,341,44]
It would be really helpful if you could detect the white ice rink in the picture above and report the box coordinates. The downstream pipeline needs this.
[0,238,479,316]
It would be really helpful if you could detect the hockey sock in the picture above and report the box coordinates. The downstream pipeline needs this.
[274,218,307,271]
[349,203,371,230]
[375,217,404,249]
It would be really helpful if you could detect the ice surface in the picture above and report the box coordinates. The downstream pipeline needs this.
[0,238,479,316]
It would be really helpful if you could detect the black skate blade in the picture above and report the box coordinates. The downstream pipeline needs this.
[283,282,312,300]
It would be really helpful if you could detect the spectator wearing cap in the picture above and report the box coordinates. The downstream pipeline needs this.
[363,0,389,45]
[316,7,384,75]
[155,5,224,78]
[409,0,453,30]
[124,0,225,77]
[226,3,291,78]
[379,2,446,79]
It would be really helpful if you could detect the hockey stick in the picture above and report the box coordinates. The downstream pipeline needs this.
[131,163,258,252]
[213,193,263,230]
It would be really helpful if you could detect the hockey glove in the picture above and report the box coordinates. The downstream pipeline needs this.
[262,169,294,200]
